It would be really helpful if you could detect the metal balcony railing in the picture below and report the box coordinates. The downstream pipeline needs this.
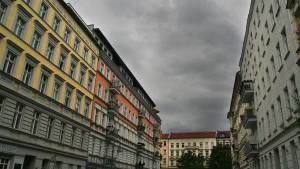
[137,125,145,135]
[137,142,145,152]
[108,100,119,117]
[106,125,118,140]
[109,80,120,95]
[241,107,257,129]
[240,81,254,103]
[138,109,146,118]
[244,140,258,157]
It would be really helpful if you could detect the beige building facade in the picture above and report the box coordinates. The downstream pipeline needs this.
[228,0,300,168]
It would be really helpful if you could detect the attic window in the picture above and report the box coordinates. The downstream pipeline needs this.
[220,133,224,137]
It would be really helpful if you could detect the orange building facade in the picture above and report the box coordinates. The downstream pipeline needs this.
[87,28,162,169]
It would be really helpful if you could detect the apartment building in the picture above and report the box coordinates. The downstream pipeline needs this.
[86,27,162,169]
[160,134,169,169]
[228,0,300,168]
[216,130,231,146]
[0,0,161,169]
[160,131,226,168]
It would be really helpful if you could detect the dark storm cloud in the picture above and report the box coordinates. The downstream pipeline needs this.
[66,0,251,133]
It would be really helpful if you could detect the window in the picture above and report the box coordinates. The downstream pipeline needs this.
[52,16,60,32]
[276,43,283,66]
[181,143,184,148]
[46,117,53,139]
[38,73,48,94]
[106,68,110,79]
[170,160,174,166]
[163,141,166,146]
[38,2,48,20]
[74,38,80,52]
[58,54,66,70]
[59,122,65,142]
[0,158,9,169]
[170,143,174,148]
[284,87,291,116]
[97,83,102,97]
[104,89,108,102]
[64,90,71,107]
[163,158,166,165]
[87,77,92,91]
[200,142,203,148]
[3,51,17,75]
[75,96,81,112]
[12,103,23,129]
[79,131,85,148]
[22,63,34,85]
[84,101,90,117]
[99,62,104,74]
[83,48,88,61]
[69,61,76,78]
[23,0,31,5]
[64,27,71,43]
[30,111,40,134]
[170,150,174,156]
[52,82,61,101]
[91,56,95,67]
[78,70,85,85]
[70,127,76,145]
[91,136,95,155]
[45,43,55,61]
[277,97,284,124]
[290,75,299,105]
[0,2,7,23]
[0,96,5,114]
[14,17,26,37]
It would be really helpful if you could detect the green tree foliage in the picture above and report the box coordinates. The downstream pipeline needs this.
[177,151,205,169]
[208,145,232,169]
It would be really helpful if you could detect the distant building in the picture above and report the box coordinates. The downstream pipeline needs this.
[160,131,230,169]
[216,130,231,146]
[228,0,300,168]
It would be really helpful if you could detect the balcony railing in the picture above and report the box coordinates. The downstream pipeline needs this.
[138,109,146,118]
[184,145,200,150]
[241,107,257,129]
[153,151,160,159]
[244,140,258,157]
[106,125,118,140]
[109,80,120,95]
[286,0,296,9]
[108,100,119,117]
[240,81,254,103]
[137,142,145,152]
[231,128,238,137]
[137,125,145,135]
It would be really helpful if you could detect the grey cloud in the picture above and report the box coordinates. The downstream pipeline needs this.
[66,0,251,133]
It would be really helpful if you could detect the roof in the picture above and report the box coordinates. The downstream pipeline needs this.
[160,134,169,139]
[216,131,231,138]
[169,132,216,139]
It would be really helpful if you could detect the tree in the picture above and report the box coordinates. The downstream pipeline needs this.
[177,151,205,169]
[208,145,232,169]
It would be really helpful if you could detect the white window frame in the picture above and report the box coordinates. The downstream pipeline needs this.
[12,103,24,129]
[52,15,60,33]
[30,111,40,134]
[38,1,49,20]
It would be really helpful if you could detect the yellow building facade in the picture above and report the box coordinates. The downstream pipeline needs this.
[0,0,162,168]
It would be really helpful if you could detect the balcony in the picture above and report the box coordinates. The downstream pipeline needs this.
[240,81,254,103]
[184,145,199,150]
[108,100,119,117]
[138,109,146,118]
[231,129,238,137]
[137,125,145,135]
[153,151,160,160]
[286,0,296,9]
[106,125,118,140]
[232,144,238,153]
[109,80,120,95]
[137,142,145,152]
[241,107,257,129]
[244,140,258,158]
[103,156,116,168]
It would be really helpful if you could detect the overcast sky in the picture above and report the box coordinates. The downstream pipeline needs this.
[65,0,251,133]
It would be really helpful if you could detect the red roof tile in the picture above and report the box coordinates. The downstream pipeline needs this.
[160,134,169,139]
[170,132,216,139]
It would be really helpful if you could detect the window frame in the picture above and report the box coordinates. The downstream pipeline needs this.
[52,15,61,33]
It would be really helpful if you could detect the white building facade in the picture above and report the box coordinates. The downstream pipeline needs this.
[237,0,300,168]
